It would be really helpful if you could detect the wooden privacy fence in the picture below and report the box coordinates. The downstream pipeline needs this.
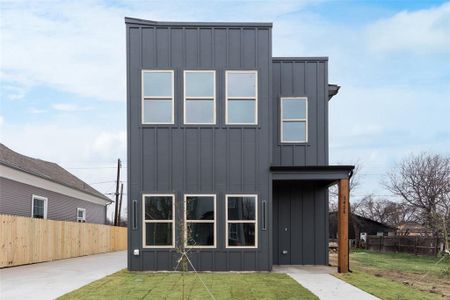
[366,235,440,256]
[0,214,127,268]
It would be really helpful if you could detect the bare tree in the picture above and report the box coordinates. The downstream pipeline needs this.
[386,153,450,251]
[354,194,416,227]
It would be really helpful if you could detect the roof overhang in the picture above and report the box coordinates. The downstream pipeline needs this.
[270,165,354,185]
[328,84,340,100]
[124,17,272,28]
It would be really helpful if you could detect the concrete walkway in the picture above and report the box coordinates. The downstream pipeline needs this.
[273,265,380,300]
[0,251,126,300]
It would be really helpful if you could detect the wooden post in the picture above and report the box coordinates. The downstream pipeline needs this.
[338,178,350,273]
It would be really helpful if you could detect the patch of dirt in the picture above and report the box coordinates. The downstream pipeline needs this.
[329,252,450,298]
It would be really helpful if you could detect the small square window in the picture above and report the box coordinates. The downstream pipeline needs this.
[281,97,308,143]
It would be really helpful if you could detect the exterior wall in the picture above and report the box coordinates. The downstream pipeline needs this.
[272,58,329,166]
[0,177,107,224]
[272,181,328,265]
[127,21,273,271]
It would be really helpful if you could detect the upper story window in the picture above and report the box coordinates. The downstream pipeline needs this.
[184,194,216,248]
[184,71,216,124]
[77,208,86,223]
[32,195,48,219]
[142,70,174,124]
[280,97,308,143]
[225,71,258,125]
[143,194,175,248]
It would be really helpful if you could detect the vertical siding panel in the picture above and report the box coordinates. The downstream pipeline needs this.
[156,128,170,191]
[243,129,256,189]
[156,28,170,67]
[185,28,198,68]
[199,28,213,67]
[242,29,256,68]
[185,128,198,190]
[142,27,155,67]
[200,128,214,192]
[317,62,326,165]
[228,29,241,68]
[170,28,183,67]
[305,62,317,165]
[229,129,242,190]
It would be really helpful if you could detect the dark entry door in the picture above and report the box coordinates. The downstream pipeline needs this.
[277,186,291,264]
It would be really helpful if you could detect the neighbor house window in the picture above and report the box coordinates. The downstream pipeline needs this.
[143,194,175,248]
[77,208,86,223]
[31,195,48,219]
[226,195,257,248]
[225,71,258,124]
[280,97,308,143]
[184,195,216,248]
[184,71,216,124]
[142,70,174,124]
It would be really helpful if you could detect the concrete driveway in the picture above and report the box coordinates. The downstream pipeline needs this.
[0,251,126,300]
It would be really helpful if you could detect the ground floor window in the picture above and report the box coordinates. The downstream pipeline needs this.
[184,194,216,248]
[31,195,47,219]
[226,194,258,248]
[143,194,175,248]
[77,208,86,222]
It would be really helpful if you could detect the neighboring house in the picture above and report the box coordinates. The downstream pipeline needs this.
[329,212,395,240]
[397,221,433,236]
[126,18,354,272]
[0,144,112,224]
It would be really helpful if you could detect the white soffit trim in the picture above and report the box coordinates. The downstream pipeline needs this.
[0,164,110,206]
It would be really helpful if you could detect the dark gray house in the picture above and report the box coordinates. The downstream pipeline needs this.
[126,18,353,273]
[0,144,111,224]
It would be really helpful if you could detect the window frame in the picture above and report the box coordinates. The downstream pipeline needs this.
[141,70,175,125]
[77,208,86,223]
[31,194,48,219]
[184,194,217,249]
[142,194,175,249]
[280,97,308,143]
[183,70,216,125]
[225,194,258,249]
[225,70,258,125]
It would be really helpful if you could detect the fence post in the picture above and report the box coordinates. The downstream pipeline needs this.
[414,236,417,255]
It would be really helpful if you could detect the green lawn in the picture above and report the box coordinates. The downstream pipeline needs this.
[333,250,450,300]
[58,270,318,300]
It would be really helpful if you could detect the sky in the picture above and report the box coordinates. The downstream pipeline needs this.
[1,0,449,218]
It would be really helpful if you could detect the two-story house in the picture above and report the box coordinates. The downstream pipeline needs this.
[126,18,353,273]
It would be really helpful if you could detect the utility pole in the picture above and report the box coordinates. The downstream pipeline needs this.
[114,158,121,226]
[117,183,124,226]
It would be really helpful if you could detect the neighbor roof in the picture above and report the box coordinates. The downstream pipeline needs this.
[0,144,111,203]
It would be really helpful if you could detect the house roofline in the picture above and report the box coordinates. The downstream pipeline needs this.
[125,17,273,28]
[272,57,328,62]
[0,162,112,204]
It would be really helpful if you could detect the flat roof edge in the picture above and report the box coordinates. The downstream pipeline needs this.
[125,17,273,28]
[272,57,328,62]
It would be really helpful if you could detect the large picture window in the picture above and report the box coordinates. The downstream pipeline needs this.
[31,195,47,219]
[226,195,257,248]
[225,71,258,125]
[280,97,308,143]
[143,194,175,248]
[184,195,216,248]
[142,70,174,124]
[184,71,216,124]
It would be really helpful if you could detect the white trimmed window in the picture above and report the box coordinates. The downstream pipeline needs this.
[31,195,48,219]
[226,195,258,248]
[142,70,174,124]
[143,194,175,248]
[184,71,216,124]
[184,194,216,248]
[77,208,86,223]
[280,97,308,143]
[225,71,258,125]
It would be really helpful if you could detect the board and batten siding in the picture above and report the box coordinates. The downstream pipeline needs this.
[272,58,329,166]
[127,21,273,271]
[0,177,107,224]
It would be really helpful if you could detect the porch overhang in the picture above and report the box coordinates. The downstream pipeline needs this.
[270,165,354,273]
[270,165,354,184]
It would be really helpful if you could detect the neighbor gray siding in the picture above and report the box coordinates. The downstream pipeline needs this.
[127,20,273,271]
[272,58,329,166]
[0,177,106,224]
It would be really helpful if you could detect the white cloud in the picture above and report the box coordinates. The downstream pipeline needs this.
[52,103,84,112]
[0,116,4,127]
[29,108,47,114]
[93,131,126,160]
[366,3,450,55]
